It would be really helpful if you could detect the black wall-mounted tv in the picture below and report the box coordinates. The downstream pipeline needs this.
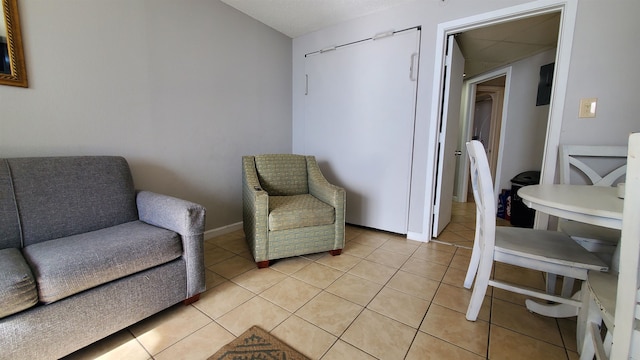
[536,62,555,106]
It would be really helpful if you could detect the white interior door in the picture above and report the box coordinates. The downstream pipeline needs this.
[432,35,465,237]
[454,68,511,206]
[303,28,420,234]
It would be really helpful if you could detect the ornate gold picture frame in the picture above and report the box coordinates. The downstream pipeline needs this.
[1,0,27,87]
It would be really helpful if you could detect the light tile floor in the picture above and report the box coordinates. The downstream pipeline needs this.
[64,202,580,360]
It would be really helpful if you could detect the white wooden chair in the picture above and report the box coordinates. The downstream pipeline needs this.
[558,145,627,259]
[578,133,640,360]
[552,145,627,297]
[464,140,608,321]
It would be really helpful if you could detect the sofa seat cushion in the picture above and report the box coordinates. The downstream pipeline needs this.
[269,195,335,231]
[22,220,182,304]
[0,248,38,319]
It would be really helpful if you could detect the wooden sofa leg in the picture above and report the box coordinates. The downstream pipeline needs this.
[183,293,200,305]
[257,260,270,268]
[329,249,342,256]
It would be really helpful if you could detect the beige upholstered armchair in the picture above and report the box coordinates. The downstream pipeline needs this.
[242,154,345,268]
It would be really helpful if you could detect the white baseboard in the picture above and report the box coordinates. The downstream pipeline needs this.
[204,222,243,240]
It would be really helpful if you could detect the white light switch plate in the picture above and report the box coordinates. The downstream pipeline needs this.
[579,98,597,118]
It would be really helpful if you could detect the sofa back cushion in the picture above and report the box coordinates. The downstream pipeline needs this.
[0,160,22,249]
[7,156,138,247]
[254,154,309,196]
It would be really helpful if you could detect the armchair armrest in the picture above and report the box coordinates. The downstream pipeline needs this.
[306,156,346,248]
[306,156,345,209]
[242,156,269,261]
[136,190,206,297]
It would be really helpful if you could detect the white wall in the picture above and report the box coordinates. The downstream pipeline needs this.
[497,49,556,193]
[0,0,292,231]
[4,0,637,236]
[292,0,640,238]
[559,0,640,145]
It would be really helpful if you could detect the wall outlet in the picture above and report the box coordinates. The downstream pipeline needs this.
[579,98,597,118]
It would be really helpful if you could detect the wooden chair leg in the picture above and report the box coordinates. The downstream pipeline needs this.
[466,254,492,321]
[183,293,200,305]
[329,249,342,256]
[464,238,481,289]
[257,260,270,268]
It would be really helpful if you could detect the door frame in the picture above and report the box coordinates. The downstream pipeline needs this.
[419,0,577,240]
[454,67,511,204]
[477,85,505,181]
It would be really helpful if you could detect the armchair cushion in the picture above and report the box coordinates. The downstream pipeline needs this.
[269,195,335,231]
[0,248,38,319]
[254,154,309,195]
[23,221,182,304]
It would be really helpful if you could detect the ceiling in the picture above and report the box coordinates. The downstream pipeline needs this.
[220,0,560,78]
[457,13,560,77]
[220,0,418,39]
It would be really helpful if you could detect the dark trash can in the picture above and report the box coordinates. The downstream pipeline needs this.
[510,171,540,228]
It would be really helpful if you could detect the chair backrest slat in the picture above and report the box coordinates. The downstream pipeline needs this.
[559,145,627,186]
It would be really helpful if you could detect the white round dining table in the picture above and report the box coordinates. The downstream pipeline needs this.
[518,184,623,230]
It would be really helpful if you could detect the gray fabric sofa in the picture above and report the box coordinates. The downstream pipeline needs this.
[0,156,206,360]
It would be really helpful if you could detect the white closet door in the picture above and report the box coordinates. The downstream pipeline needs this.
[303,28,420,234]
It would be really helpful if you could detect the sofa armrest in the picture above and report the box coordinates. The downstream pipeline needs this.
[136,191,205,236]
[242,156,269,262]
[136,191,206,297]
